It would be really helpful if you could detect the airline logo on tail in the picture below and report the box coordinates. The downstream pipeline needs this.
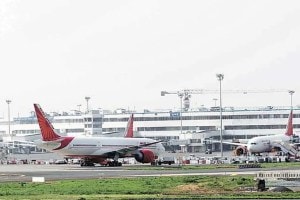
[285,110,293,136]
[34,104,74,150]
[124,114,134,138]
[34,104,61,141]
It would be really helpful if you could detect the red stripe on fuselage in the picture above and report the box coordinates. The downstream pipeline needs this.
[53,137,74,150]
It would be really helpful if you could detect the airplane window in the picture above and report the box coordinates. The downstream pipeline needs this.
[250,143,257,145]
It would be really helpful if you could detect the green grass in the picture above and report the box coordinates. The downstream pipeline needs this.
[260,161,300,168]
[0,175,299,199]
[126,161,300,171]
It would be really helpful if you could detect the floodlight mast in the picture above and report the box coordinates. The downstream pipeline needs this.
[161,90,186,152]
[216,73,224,158]
[288,90,295,110]
[6,100,12,140]
[85,96,90,113]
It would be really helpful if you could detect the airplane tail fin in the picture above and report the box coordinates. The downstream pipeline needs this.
[124,114,134,138]
[34,104,61,141]
[285,110,293,136]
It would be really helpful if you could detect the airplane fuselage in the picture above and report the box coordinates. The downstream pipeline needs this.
[36,136,165,159]
[247,134,292,153]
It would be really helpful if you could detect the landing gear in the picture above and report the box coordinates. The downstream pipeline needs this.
[108,160,122,167]
[80,160,95,167]
[107,153,122,167]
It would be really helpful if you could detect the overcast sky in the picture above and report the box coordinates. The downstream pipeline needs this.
[1,0,300,117]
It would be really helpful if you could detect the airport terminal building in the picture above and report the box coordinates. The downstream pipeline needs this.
[0,106,299,153]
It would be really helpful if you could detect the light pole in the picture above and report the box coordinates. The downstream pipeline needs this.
[288,90,295,110]
[213,98,218,107]
[178,92,186,153]
[216,74,224,158]
[85,97,90,113]
[77,104,81,112]
[161,91,184,137]
[161,91,185,153]
[6,100,11,140]
[178,93,184,137]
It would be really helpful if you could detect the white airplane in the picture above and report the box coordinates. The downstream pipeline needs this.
[227,110,298,156]
[33,104,165,166]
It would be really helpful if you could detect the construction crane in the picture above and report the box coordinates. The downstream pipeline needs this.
[161,89,292,111]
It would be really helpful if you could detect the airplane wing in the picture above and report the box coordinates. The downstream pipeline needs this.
[104,140,161,157]
[212,140,248,146]
[223,141,248,146]
[101,131,120,135]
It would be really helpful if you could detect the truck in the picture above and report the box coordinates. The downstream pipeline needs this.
[158,157,176,165]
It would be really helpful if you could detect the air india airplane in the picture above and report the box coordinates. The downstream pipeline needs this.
[34,104,165,166]
[227,110,299,156]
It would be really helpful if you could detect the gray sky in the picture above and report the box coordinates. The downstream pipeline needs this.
[1,0,300,117]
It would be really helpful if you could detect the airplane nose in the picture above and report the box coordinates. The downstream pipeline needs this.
[247,145,253,153]
[160,143,165,153]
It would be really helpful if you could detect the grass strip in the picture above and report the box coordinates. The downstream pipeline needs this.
[0,175,299,199]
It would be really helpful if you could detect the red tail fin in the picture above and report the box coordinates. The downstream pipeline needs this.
[34,104,61,141]
[124,114,134,138]
[285,110,293,136]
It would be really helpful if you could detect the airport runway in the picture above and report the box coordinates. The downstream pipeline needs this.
[0,163,292,183]
[1,151,293,182]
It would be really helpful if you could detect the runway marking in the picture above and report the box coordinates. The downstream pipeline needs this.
[0,174,26,177]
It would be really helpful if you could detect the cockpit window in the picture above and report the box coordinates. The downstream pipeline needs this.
[250,143,257,145]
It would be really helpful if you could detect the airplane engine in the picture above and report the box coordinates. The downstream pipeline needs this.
[134,149,155,163]
[234,146,247,156]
